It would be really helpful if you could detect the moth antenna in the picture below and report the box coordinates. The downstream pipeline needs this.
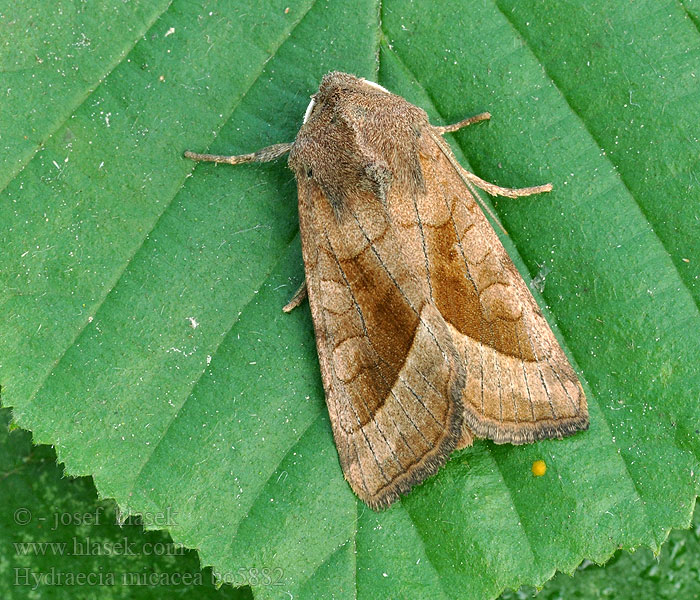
[184,142,293,165]
[430,132,507,234]
[462,177,509,236]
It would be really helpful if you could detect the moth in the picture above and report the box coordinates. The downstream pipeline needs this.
[185,72,588,510]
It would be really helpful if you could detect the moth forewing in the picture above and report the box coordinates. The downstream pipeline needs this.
[185,71,588,510]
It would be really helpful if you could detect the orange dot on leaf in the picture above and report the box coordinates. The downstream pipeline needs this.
[532,459,547,477]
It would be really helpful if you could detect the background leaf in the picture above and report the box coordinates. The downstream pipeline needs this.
[500,510,700,600]
[1,1,699,598]
[2,403,698,600]
[0,407,252,599]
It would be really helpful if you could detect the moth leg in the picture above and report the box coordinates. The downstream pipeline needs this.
[435,112,491,135]
[456,165,551,235]
[184,142,293,165]
[282,280,307,313]
[459,167,553,198]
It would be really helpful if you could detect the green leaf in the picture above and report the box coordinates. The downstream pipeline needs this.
[0,407,252,599]
[500,510,700,600]
[1,1,699,598]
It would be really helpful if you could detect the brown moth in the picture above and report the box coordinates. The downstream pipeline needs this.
[185,72,588,510]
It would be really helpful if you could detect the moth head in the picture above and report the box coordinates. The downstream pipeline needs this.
[302,94,318,124]
[303,72,391,124]
[359,79,390,94]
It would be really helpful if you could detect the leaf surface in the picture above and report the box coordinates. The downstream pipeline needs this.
[1,1,699,598]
